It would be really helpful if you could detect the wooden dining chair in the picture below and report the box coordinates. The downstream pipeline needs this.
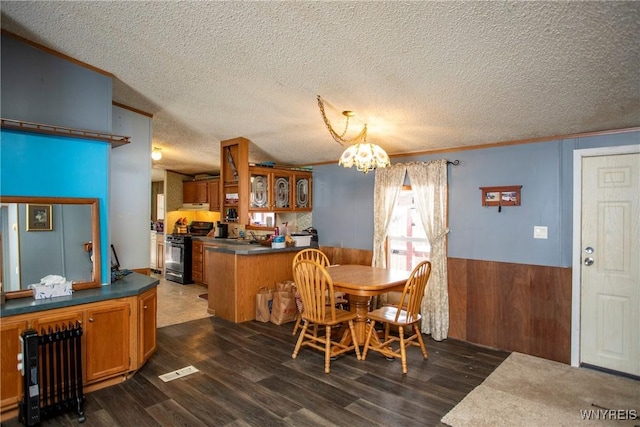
[291,248,337,335]
[361,260,432,374]
[291,259,361,373]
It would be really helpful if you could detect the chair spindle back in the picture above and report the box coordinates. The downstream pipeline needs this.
[293,259,337,323]
[393,261,432,323]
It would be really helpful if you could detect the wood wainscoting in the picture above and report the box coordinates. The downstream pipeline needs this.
[319,247,572,364]
[448,257,572,364]
[319,246,373,266]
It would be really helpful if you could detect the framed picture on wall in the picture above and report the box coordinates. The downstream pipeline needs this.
[480,186,522,212]
[26,204,52,231]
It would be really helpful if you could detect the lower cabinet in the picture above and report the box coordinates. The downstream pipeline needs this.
[138,288,157,365]
[157,240,165,273]
[192,240,204,283]
[0,288,157,418]
[0,320,28,411]
[85,301,130,382]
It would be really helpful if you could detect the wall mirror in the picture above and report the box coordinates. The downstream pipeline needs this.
[0,196,101,299]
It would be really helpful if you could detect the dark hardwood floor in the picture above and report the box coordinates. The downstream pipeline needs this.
[3,317,509,427]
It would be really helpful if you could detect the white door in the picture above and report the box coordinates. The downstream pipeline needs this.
[580,152,640,376]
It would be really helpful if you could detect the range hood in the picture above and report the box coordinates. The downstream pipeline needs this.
[179,203,210,211]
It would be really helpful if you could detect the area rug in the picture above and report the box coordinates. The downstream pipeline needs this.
[441,352,640,427]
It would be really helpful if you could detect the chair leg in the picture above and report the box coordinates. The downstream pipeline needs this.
[348,320,361,360]
[292,312,302,336]
[361,321,376,360]
[292,320,308,359]
[398,326,408,374]
[325,325,332,373]
[414,323,428,359]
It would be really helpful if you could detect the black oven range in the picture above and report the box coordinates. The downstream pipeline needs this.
[165,234,192,284]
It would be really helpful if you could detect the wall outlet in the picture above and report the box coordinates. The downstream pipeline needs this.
[533,226,548,239]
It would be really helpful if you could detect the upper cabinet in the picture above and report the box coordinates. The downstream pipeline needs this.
[220,137,312,225]
[293,172,312,211]
[249,168,292,212]
[221,137,250,224]
[183,180,208,204]
[249,168,312,213]
[208,178,220,212]
[182,177,221,212]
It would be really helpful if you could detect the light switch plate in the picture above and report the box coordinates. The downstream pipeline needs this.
[533,226,548,239]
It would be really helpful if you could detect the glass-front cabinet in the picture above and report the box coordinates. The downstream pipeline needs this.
[294,172,312,211]
[249,167,293,212]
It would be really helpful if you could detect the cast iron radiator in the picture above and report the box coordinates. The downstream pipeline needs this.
[19,322,86,426]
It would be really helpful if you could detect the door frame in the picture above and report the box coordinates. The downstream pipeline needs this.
[571,144,640,367]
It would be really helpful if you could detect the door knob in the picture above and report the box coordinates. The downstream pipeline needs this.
[584,257,594,266]
[585,246,594,254]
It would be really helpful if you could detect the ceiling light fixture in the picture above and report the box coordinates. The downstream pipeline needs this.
[317,95,390,174]
[151,147,162,161]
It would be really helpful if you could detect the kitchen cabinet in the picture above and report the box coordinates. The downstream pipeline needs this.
[249,167,312,212]
[0,290,156,417]
[150,231,157,271]
[292,171,313,212]
[249,167,293,212]
[0,319,28,411]
[208,177,220,212]
[206,247,300,323]
[138,288,157,365]
[84,300,130,382]
[151,232,164,273]
[221,137,250,224]
[219,137,312,223]
[157,240,164,272]
[183,180,208,204]
[192,240,204,283]
[293,171,312,211]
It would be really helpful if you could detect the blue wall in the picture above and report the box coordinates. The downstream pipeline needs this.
[1,129,111,284]
[1,35,112,133]
[312,131,639,267]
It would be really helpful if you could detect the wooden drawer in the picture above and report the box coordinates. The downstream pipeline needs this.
[193,241,203,252]
[193,251,203,263]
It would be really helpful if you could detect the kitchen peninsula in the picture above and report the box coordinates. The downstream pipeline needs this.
[199,238,304,323]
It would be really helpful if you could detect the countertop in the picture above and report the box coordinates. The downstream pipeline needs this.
[0,272,159,317]
[194,236,309,255]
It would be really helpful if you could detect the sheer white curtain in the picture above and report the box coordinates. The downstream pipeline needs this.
[406,160,449,341]
[372,164,407,268]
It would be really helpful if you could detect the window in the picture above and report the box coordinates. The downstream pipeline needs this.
[387,188,430,271]
[250,212,275,227]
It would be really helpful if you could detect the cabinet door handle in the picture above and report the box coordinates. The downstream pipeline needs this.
[143,305,148,310]
[89,317,94,322]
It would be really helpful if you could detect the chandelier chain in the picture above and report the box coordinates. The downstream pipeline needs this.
[317,95,367,146]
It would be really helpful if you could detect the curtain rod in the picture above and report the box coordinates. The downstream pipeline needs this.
[447,160,460,166]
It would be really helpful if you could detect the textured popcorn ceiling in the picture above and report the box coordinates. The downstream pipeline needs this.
[1,1,639,177]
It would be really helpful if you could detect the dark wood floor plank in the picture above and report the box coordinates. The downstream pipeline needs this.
[346,397,440,427]
[146,398,209,426]
[2,317,509,427]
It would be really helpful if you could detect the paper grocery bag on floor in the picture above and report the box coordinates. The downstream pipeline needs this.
[256,287,273,322]
[270,282,297,325]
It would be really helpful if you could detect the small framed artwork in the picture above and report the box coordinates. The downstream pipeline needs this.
[27,204,52,231]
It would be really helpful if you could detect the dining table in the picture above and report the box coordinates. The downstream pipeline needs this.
[327,264,411,345]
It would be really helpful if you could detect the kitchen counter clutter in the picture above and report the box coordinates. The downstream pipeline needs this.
[195,236,304,254]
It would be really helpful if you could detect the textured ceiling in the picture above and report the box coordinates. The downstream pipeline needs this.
[1,1,639,178]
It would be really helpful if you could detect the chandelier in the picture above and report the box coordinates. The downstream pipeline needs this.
[317,95,390,173]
